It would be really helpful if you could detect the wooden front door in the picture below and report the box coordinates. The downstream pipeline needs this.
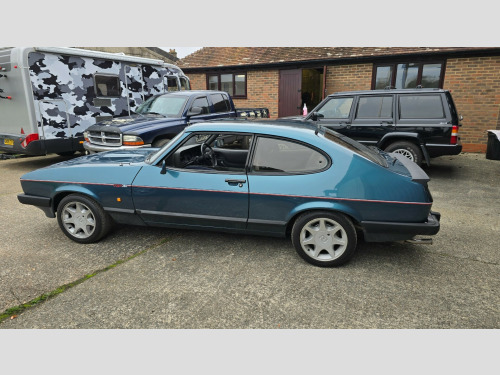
[279,69,302,117]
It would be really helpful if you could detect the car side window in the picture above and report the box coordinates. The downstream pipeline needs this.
[165,133,252,173]
[251,137,329,174]
[316,97,353,119]
[399,95,445,119]
[355,96,393,119]
[190,97,210,115]
[210,93,230,113]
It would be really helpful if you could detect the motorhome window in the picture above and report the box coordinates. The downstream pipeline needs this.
[165,76,179,92]
[94,75,121,97]
[179,77,190,91]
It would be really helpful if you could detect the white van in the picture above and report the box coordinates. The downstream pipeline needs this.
[0,47,190,156]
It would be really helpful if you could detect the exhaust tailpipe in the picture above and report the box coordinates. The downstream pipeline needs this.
[405,237,433,245]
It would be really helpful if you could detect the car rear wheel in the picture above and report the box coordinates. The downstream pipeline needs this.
[384,141,422,164]
[57,194,112,243]
[291,211,357,267]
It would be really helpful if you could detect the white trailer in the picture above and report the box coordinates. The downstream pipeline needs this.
[0,47,190,156]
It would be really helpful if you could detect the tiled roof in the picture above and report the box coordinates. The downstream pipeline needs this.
[177,47,496,69]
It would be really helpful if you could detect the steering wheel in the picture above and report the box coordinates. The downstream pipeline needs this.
[201,143,216,167]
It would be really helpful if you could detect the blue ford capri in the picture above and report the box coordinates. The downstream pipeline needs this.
[18,120,440,267]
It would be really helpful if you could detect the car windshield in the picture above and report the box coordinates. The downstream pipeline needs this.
[135,95,188,117]
[322,128,388,167]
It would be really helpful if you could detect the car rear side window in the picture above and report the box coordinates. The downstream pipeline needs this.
[355,96,393,118]
[252,137,329,174]
[210,93,231,113]
[399,95,445,119]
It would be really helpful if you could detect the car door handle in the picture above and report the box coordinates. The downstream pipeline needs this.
[380,121,394,126]
[225,179,246,187]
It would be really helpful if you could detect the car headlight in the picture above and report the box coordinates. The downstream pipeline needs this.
[122,135,144,146]
[83,131,89,142]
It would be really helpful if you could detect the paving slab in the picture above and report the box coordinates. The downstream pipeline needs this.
[0,153,499,328]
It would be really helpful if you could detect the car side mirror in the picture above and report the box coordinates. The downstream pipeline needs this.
[310,112,324,121]
[187,106,203,117]
[160,160,167,175]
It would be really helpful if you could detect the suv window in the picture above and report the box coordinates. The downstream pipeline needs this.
[210,93,231,113]
[252,137,328,173]
[399,95,444,119]
[191,97,210,114]
[355,96,393,119]
[317,97,353,119]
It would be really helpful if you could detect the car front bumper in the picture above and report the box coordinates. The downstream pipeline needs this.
[83,141,151,153]
[18,193,55,218]
[360,211,441,242]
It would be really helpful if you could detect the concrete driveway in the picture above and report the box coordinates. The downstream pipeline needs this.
[0,152,498,328]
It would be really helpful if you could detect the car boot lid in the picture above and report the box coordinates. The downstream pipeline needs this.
[390,152,430,184]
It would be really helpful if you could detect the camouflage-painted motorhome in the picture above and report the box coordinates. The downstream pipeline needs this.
[0,47,190,156]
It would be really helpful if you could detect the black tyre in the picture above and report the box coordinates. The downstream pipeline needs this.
[56,194,112,244]
[152,138,171,148]
[291,211,357,267]
[56,151,76,157]
[384,141,423,164]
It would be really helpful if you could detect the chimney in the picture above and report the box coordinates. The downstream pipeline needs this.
[169,49,177,58]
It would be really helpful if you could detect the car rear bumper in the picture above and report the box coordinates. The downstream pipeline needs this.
[426,143,462,157]
[17,193,55,218]
[361,211,440,242]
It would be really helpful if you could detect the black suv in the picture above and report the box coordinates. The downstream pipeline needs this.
[305,88,462,165]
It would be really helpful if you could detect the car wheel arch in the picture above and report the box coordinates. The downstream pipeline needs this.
[378,133,423,150]
[285,204,361,237]
[152,135,175,148]
[52,188,100,213]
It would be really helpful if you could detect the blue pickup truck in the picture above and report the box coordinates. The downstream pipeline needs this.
[83,90,269,152]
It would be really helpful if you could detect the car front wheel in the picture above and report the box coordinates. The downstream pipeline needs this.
[291,211,357,267]
[57,194,112,244]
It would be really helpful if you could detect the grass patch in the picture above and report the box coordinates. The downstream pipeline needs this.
[0,237,171,325]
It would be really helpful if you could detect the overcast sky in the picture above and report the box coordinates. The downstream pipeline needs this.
[160,47,202,59]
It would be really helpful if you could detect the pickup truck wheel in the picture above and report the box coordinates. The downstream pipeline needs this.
[152,138,171,148]
[57,194,112,244]
[291,211,357,267]
[384,141,422,164]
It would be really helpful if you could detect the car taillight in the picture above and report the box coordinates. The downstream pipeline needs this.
[451,125,459,145]
[21,133,39,148]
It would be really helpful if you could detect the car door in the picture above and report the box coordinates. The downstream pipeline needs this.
[131,132,251,230]
[349,94,395,145]
[310,95,355,135]
[246,136,331,235]
[185,96,217,125]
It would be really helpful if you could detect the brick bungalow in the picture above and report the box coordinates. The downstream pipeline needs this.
[177,47,500,152]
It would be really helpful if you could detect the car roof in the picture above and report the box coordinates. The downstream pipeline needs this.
[160,90,228,97]
[328,88,447,96]
[186,119,317,137]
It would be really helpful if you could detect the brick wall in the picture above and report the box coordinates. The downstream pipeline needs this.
[187,73,206,91]
[443,56,500,152]
[188,71,280,118]
[186,57,500,152]
[325,63,372,94]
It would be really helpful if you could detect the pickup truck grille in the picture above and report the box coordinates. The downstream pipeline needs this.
[87,130,122,146]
